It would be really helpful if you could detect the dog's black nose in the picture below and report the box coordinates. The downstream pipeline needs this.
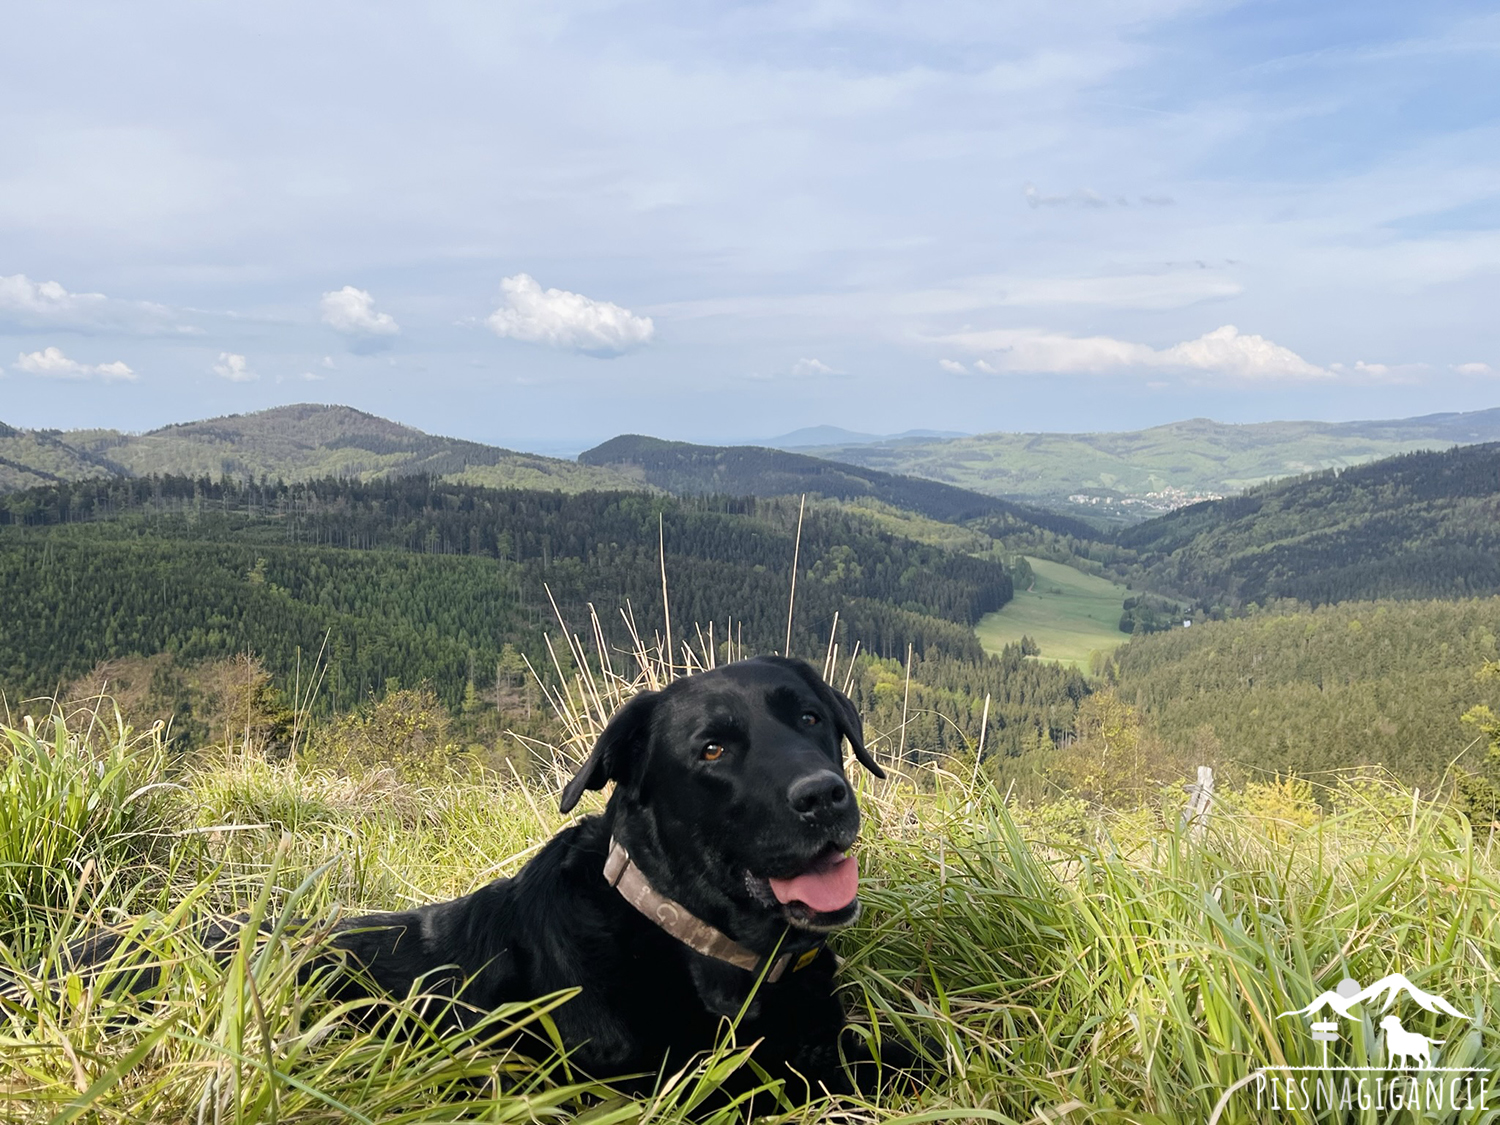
[787,770,849,820]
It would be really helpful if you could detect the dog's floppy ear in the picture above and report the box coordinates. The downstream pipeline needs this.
[559,690,659,813]
[767,656,886,779]
[821,679,885,779]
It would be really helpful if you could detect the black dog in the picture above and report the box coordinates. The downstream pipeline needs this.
[62,656,903,1099]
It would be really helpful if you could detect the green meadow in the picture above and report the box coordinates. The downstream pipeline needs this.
[5,687,1500,1123]
[974,556,1131,667]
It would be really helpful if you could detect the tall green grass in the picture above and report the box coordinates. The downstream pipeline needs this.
[3,693,1499,1122]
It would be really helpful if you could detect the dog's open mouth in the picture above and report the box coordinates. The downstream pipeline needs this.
[750,846,860,930]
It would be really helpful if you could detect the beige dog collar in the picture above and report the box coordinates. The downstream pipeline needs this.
[603,837,819,983]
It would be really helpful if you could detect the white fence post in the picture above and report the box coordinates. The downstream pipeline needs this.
[1181,765,1214,838]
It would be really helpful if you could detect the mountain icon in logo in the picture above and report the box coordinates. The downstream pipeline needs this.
[1277,973,1469,1022]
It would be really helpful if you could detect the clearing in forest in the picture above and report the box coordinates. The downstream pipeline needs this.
[975,555,1129,668]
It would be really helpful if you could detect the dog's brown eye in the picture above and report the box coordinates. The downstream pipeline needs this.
[801,712,820,726]
[701,742,725,761]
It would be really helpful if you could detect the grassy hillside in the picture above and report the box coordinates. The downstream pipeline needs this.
[974,556,1132,667]
[579,433,1098,537]
[1112,441,1500,608]
[0,405,641,494]
[3,694,1498,1123]
[808,408,1500,523]
[0,422,121,491]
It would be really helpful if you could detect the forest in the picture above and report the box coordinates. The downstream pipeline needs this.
[1106,596,1500,791]
[1109,441,1500,608]
[0,473,1094,766]
[5,434,1500,797]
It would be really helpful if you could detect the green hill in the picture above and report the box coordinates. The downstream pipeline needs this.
[1111,441,1500,609]
[805,408,1500,523]
[1107,596,1500,790]
[0,422,123,490]
[0,405,641,494]
[0,474,1109,762]
[578,433,1098,538]
[0,473,1111,765]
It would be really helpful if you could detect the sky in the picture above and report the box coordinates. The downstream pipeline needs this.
[1,1,1497,454]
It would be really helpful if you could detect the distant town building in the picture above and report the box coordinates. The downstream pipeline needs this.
[1067,487,1225,516]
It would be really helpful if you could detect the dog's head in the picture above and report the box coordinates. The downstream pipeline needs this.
[560,655,884,941]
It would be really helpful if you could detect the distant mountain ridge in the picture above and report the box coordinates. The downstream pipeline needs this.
[10,403,1500,542]
[1326,409,1500,444]
[761,425,969,449]
[578,433,1098,538]
[0,405,1098,539]
[802,407,1500,524]
[0,404,642,495]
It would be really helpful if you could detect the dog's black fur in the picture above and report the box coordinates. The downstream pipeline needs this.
[60,656,908,1099]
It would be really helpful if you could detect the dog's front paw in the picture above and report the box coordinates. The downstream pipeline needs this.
[839,1025,941,1097]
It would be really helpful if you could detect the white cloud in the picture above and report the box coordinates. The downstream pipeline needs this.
[0,275,93,322]
[301,371,324,381]
[1327,359,1430,384]
[486,273,654,356]
[1332,358,1410,381]
[1455,362,1495,376]
[942,328,1157,374]
[792,357,838,376]
[1160,326,1330,381]
[14,346,136,381]
[212,352,256,381]
[940,324,1332,381]
[0,273,186,334]
[938,358,968,374]
[320,355,336,369]
[320,286,399,336]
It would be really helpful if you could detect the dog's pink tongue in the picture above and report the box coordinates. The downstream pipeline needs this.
[768,853,858,914]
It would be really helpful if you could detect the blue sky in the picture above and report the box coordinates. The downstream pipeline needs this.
[1,1,1496,452]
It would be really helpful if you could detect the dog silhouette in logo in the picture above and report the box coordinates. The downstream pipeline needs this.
[1380,1015,1443,1070]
